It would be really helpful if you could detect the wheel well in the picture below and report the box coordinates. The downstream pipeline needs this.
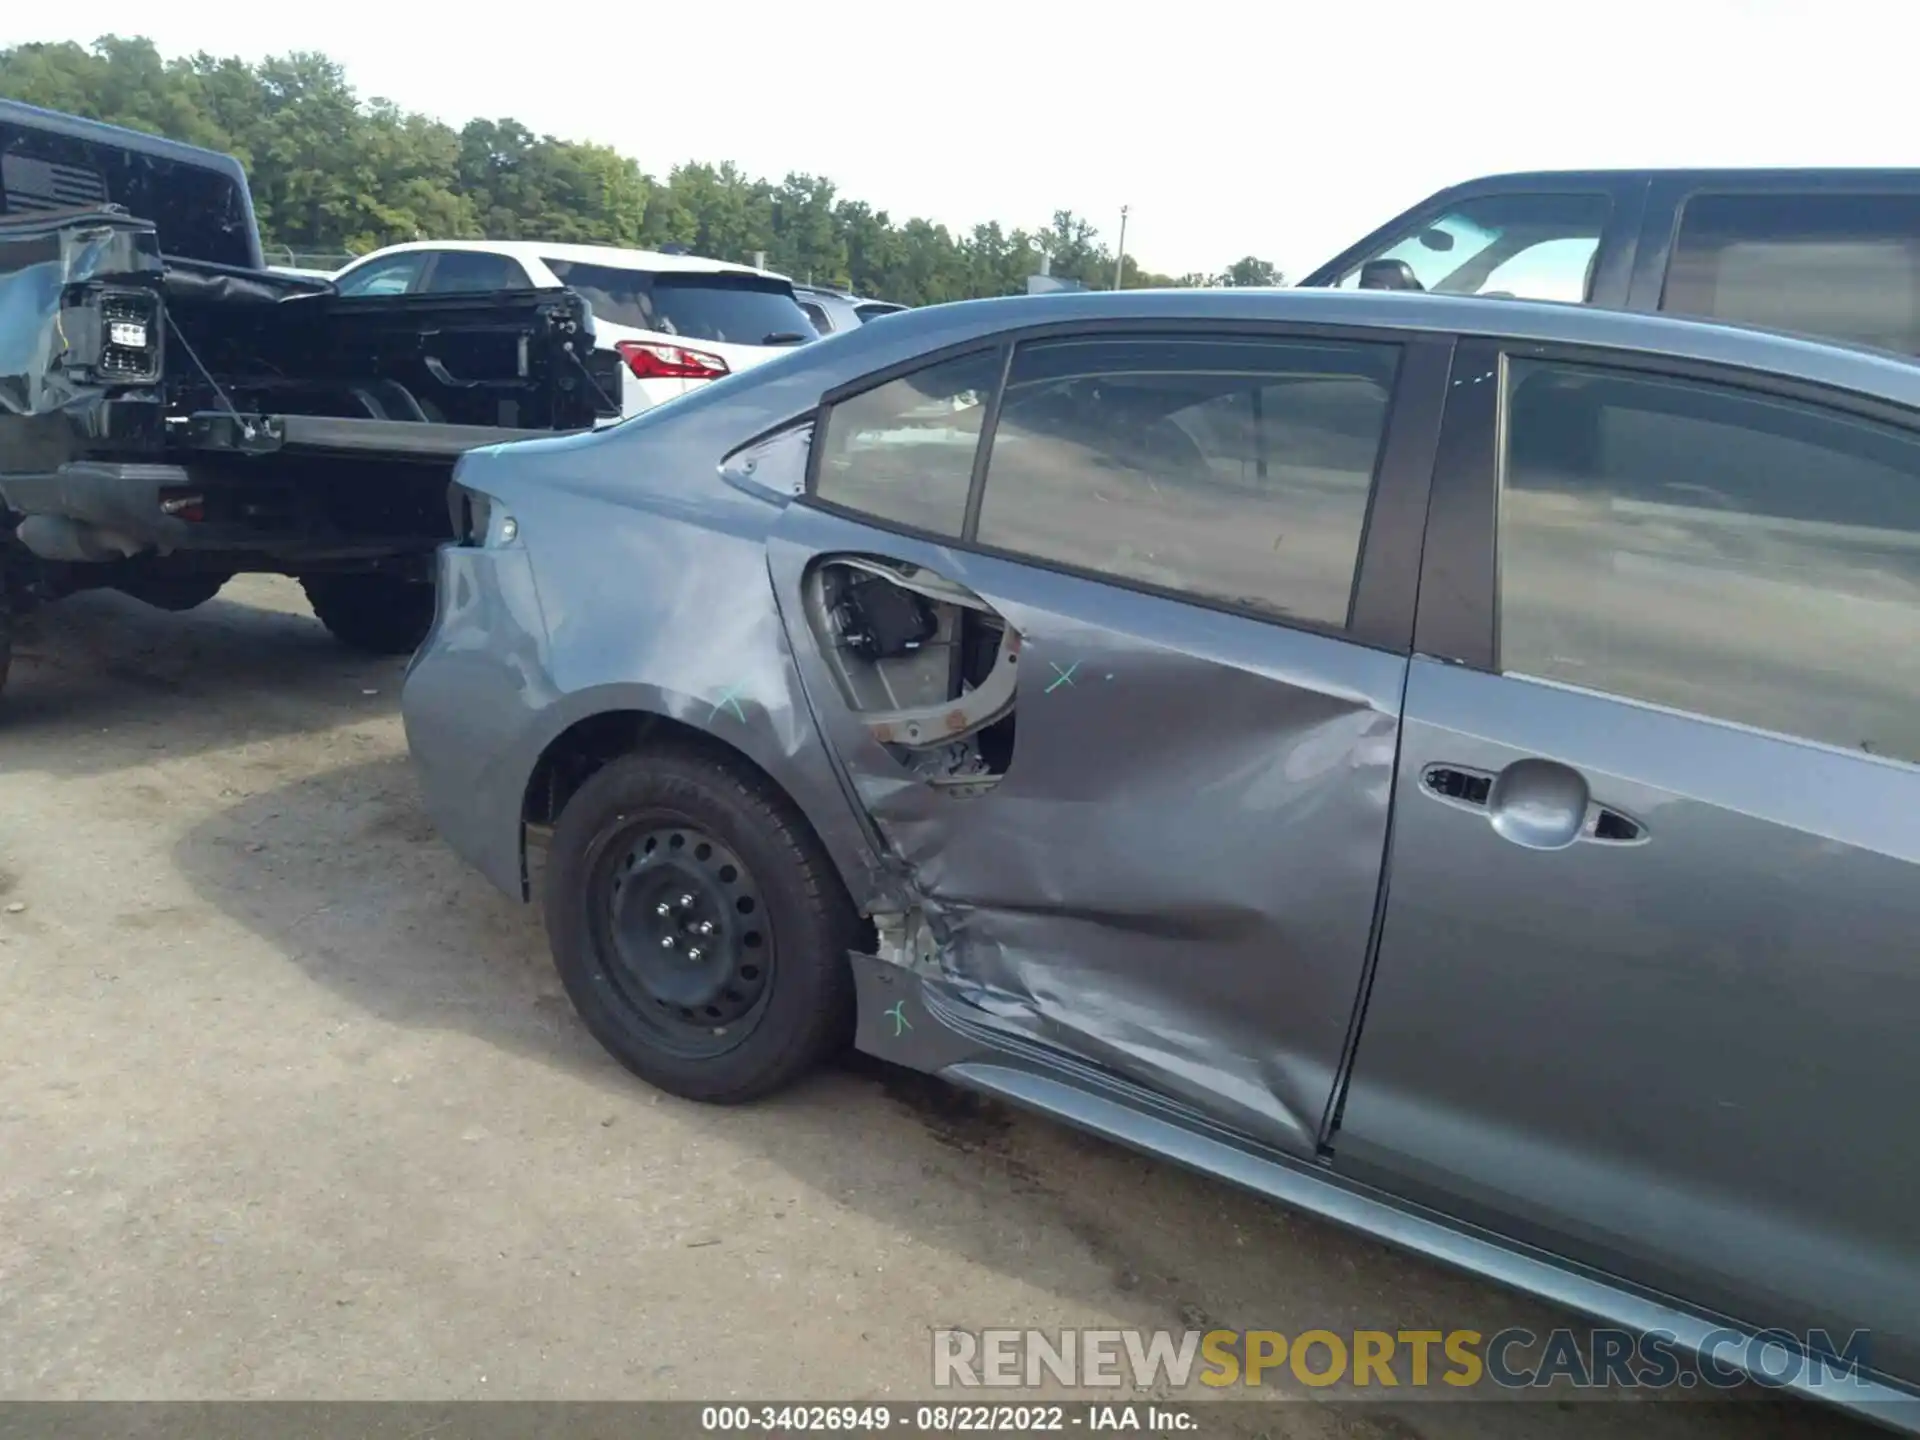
[523,710,878,945]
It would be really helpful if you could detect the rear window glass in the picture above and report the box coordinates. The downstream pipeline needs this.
[544,259,813,344]
[1663,193,1920,355]
[0,121,255,268]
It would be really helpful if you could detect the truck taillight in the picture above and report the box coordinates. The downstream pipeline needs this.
[615,340,730,381]
[158,486,205,522]
[95,291,161,382]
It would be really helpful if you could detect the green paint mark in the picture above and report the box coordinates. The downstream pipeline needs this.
[885,1000,912,1037]
[708,683,748,724]
[1045,662,1079,694]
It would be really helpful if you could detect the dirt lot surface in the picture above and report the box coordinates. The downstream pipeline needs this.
[0,577,1873,1439]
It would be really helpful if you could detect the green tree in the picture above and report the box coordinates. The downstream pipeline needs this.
[0,35,1286,304]
[1221,255,1282,287]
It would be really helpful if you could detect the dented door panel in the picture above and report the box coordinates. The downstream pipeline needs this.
[767,509,1405,1156]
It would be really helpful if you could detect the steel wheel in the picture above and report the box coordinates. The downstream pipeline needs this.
[588,822,773,1058]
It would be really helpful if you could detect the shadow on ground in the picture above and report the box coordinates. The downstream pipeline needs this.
[170,752,1873,1440]
[2,580,403,778]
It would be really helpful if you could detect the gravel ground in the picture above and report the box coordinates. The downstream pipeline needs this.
[0,576,1871,1439]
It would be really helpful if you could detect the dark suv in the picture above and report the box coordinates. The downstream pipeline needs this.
[1300,170,1920,357]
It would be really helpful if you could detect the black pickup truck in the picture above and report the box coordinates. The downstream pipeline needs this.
[1300,168,1920,359]
[0,101,622,695]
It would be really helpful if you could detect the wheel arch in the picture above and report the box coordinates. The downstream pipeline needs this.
[519,695,892,921]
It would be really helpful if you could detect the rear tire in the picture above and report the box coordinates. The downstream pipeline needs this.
[300,573,435,655]
[544,747,858,1104]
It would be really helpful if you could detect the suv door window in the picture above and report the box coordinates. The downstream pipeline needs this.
[1661,192,1920,354]
[1499,358,1920,763]
[1338,192,1610,302]
[421,250,532,293]
[975,335,1399,629]
[333,253,428,296]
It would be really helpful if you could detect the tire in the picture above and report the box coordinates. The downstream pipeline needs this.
[115,574,230,612]
[544,747,858,1104]
[0,600,11,702]
[300,573,435,655]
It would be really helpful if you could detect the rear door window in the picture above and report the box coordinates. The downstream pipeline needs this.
[976,334,1400,628]
[421,250,532,292]
[1661,192,1920,355]
[544,259,814,344]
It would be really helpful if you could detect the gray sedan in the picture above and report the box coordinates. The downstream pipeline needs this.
[401,288,1920,1426]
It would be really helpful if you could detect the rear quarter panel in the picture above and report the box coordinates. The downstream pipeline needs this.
[444,407,905,914]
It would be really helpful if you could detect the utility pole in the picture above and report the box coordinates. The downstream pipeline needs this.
[1113,205,1129,290]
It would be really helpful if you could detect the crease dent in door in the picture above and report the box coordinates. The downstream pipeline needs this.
[795,550,1399,1148]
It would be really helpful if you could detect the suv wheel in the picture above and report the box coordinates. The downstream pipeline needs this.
[544,747,858,1103]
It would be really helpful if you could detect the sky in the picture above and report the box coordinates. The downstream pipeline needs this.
[2,0,1913,278]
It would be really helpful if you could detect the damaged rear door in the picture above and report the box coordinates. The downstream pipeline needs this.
[767,323,1451,1155]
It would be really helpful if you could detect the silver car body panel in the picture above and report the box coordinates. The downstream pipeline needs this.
[401,288,1920,1424]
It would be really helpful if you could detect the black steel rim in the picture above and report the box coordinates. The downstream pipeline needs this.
[588,820,773,1057]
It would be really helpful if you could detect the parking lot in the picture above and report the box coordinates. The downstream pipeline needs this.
[0,578,1872,1438]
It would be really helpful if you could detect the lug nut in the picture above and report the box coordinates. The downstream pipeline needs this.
[678,893,694,909]
[655,902,671,917]
[660,936,676,950]
[687,948,704,962]
[696,921,715,936]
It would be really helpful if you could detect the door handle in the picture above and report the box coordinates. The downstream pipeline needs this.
[1421,760,1646,849]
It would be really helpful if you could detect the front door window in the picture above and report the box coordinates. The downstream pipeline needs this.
[1338,192,1610,302]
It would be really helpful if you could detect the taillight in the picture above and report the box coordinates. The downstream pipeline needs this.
[158,486,205,523]
[615,339,730,381]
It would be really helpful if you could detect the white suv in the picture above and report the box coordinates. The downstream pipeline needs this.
[330,241,816,417]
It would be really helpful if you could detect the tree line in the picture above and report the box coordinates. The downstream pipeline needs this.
[0,37,1284,304]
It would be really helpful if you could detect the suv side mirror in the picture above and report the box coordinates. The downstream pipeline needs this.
[1358,259,1425,292]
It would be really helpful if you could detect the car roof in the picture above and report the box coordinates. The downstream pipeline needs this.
[844,288,1920,411]
[1431,166,1920,185]
[343,238,790,279]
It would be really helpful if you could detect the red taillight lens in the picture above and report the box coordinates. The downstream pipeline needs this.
[615,339,730,380]
[158,487,206,523]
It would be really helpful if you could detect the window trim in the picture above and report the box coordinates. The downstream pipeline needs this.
[1433,338,1920,678]
[801,318,1453,654]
